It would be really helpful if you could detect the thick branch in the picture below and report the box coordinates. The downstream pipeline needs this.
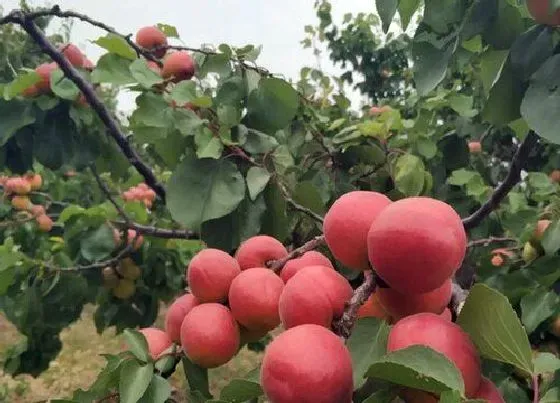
[112,221,199,239]
[333,270,377,339]
[267,235,326,273]
[6,12,167,202]
[462,131,539,230]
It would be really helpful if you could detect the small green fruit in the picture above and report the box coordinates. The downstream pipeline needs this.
[118,258,141,280]
[522,242,539,263]
[112,279,136,299]
[102,266,119,289]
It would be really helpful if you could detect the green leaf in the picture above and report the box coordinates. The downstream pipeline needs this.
[439,390,463,403]
[219,379,263,402]
[347,318,390,388]
[398,0,421,30]
[366,345,465,395]
[293,181,326,216]
[479,49,509,96]
[182,356,212,398]
[129,59,164,89]
[124,329,151,362]
[533,352,560,375]
[138,375,172,403]
[170,81,197,105]
[456,284,534,375]
[0,99,36,146]
[416,137,438,159]
[130,92,172,131]
[377,0,398,33]
[246,78,299,133]
[91,53,135,85]
[4,70,40,99]
[362,389,397,403]
[394,154,425,196]
[119,360,154,403]
[246,167,271,201]
[521,54,560,144]
[448,94,477,118]
[93,33,137,60]
[448,169,477,186]
[50,69,80,100]
[271,145,294,174]
[520,288,560,334]
[80,224,116,261]
[542,387,560,403]
[194,128,224,159]
[510,25,553,82]
[167,155,246,229]
[157,23,178,37]
[243,128,279,154]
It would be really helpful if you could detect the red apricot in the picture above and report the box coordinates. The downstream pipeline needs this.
[136,26,168,58]
[24,173,42,190]
[324,191,391,270]
[527,0,560,25]
[468,141,482,154]
[35,62,58,92]
[11,196,31,211]
[6,178,31,195]
[279,265,352,329]
[491,254,504,267]
[187,248,241,303]
[357,292,391,321]
[180,303,240,368]
[280,251,334,283]
[36,214,54,232]
[83,58,95,71]
[377,279,453,320]
[138,327,173,360]
[146,60,162,75]
[388,313,482,397]
[440,308,452,322]
[162,51,195,82]
[473,377,505,403]
[31,204,46,217]
[368,197,467,293]
[234,235,288,270]
[127,229,144,250]
[22,84,39,97]
[534,219,551,240]
[229,267,284,332]
[164,293,199,343]
[59,43,84,67]
[261,324,353,403]
[369,105,392,116]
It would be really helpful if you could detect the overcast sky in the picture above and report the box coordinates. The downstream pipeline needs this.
[2,1,394,112]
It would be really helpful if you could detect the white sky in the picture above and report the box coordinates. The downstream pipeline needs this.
[2,1,396,113]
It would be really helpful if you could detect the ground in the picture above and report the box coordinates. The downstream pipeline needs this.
[0,304,262,402]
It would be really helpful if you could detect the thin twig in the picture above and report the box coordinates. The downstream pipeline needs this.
[112,221,199,239]
[266,235,326,273]
[48,243,134,273]
[332,270,377,340]
[90,166,132,225]
[462,131,539,230]
[532,374,539,403]
[3,11,167,202]
[277,181,324,224]
[467,236,517,248]
[450,282,469,317]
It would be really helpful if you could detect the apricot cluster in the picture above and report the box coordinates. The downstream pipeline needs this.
[122,183,156,208]
[135,26,195,83]
[0,173,53,232]
[102,257,142,299]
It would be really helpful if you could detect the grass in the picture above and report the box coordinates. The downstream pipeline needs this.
[0,304,263,402]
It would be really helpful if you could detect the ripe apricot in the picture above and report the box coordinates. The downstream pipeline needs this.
[146,60,162,75]
[22,84,39,97]
[357,292,391,321]
[162,51,195,82]
[324,191,391,270]
[377,279,453,320]
[126,229,144,250]
[136,26,168,58]
[6,177,31,195]
[279,265,352,329]
[534,219,551,241]
[527,0,560,25]
[468,141,482,153]
[234,235,288,270]
[491,254,504,267]
[388,313,482,397]
[368,197,466,293]
[473,377,505,402]
[369,105,392,116]
[261,324,353,403]
[229,267,284,332]
[187,248,241,303]
[59,43,84,67]
[180,303,240,368]
[11,196,31,211]
[31,204,46,217]
[36,214,53,232]
[138,327,173,360]
[550,169,560,183]
[83,58,95,70]
[35,62,58,92]
[24,173,42,190]
[440,308,452,322]
[164,293,199,343]
[280,251,333,283]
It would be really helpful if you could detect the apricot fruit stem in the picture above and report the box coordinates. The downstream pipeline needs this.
[267,235,326,273]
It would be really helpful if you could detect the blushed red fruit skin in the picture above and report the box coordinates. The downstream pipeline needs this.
[162,51,196,82]
[138,327,173,360]
[468,141,482,153]
[136,26,168,58]
[187,248,241,303]
[235,235,288,270]
[368,197,467,293]
[261,324,353,403]
[527,0,560,25]
[473,377,505,403]
[164,293,199,343]
[388,313,482,397]
[59,43,84,67]
[324,191,391,270]
[440,308,452,322]
[228,267,284,332]
[279,265,352,329]
[146,60,162,75]
[280,251,333,283]
[35,62,58,92]
[180,303,240,368]
[377,278,453,320]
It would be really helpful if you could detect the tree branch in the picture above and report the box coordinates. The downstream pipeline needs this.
[277,181,324,224]
[4,11,167,202]
[467,236,518,248]
[266,235,326,273]
[332,270,377,340]
[91,166,132,225]
[112,221,199,239]
[49,243,134,273]
[462,131,539,230]
[450,282,469,317]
